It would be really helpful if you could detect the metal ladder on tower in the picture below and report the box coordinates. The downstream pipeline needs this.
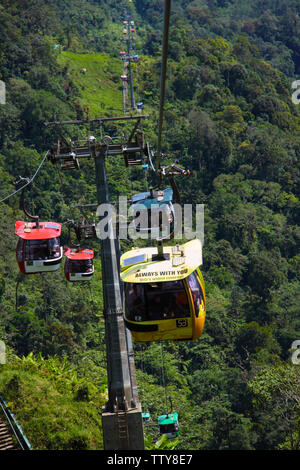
[115,397,129,448]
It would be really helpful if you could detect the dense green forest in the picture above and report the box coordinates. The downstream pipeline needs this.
[0,0,299,450]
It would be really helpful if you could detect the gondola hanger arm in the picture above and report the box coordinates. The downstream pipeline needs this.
[13,177,40,227]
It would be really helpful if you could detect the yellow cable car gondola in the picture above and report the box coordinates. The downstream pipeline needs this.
[120,239,206,342]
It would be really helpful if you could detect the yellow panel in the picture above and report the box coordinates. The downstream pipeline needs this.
[121,239,202,283]
[130,328,193,343]
[126,317,193,342]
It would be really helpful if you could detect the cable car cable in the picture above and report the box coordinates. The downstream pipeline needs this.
[160,342,168,413]
[140,345,145,410]
[156,0,171,175]
[147,142,156,173]
[0,151,49,203]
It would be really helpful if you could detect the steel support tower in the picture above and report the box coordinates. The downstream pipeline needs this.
[45,114,149,450]
[94,144,144,450]
[121,10,137,112]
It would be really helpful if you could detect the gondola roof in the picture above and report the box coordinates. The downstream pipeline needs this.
[15,221,62,240]
[120,238,202,283]
[130,187,173,209]
[158,412,179,425]
[64,247,94,260]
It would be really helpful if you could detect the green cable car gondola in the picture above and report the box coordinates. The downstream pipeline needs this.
[142,412,151,423]
[158,412,179,439]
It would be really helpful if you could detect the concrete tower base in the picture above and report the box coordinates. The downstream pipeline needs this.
[102,405,145,450]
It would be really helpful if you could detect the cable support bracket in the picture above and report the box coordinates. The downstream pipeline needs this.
[159,162,190,177]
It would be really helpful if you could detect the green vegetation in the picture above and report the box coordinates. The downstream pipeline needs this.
[57,51,123,116]
[0,0,299,450]
[0,351,106,449]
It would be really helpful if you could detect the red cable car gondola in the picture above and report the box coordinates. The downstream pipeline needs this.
[64,247,94,282]
[15,220,63,274]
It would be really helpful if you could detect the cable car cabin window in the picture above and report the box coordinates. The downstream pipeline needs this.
[16,238,24,262]
[159,423,178,434]
[48,238,61,258]
[68,259,93,274]
[146,281,190,320]
[135,204,173,231]
[24,238,60,261]
[187,272,203,318]
[125,281,190,322]
[125,283,146,322]
[148,205,173,227]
